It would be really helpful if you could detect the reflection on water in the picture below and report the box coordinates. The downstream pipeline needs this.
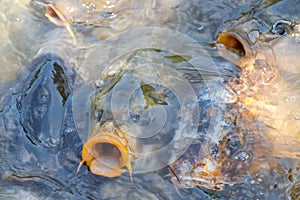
[1,0,300,199]
[0,0,38,82]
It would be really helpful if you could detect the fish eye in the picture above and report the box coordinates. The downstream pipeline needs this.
[271,20,292,36]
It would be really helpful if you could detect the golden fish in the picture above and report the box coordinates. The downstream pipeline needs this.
[78,122,133,180]
[170,0,300,191]
[217,21,300,158]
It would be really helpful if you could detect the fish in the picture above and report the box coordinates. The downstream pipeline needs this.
[18,54,71,149]
[36,0,138,43]
[36,0,83,44]
[170,0,300,191]
[217,0,300,157]
[15,0,81,159]
[78,121,133,180]
[75,47,199,180]
[37,0,181,43]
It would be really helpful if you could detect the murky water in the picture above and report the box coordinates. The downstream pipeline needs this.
[1,0,300,199]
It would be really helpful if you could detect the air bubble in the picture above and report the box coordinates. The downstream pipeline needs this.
[49,137,59,146]
[294,115,300,120]
[107,70,116,77]
[64,127,75,133]
[235,151,250,161]
[130,112,141,122]
[95,79,104,88]
[197,26,204,32]
[15,17,22,22]
[85,2,97,14]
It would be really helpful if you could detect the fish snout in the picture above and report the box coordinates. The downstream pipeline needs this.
[217,31,253,67]
[80,122,133,179]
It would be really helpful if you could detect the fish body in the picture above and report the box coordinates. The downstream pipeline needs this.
[218,0,300,151]
[18,54,71,149]
[171,0,300,191]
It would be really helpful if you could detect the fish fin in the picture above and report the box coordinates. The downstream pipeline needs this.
[76,160,85,175]
[259,125,300,158]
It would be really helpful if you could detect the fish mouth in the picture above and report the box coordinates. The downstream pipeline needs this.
[44,4,69,26]
[81,130,132,178]
[217,32,252,65]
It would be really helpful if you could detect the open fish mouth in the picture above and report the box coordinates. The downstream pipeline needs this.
[79,122,132,179]
[72,27,223,180]
[218,32,252,63]
[218,32,249,58]
[75,48,200,178]
[208,14,300,191]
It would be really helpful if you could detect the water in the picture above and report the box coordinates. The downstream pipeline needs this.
[1,0,300,199]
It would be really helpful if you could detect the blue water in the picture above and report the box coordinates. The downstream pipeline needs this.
[1,0,300,199]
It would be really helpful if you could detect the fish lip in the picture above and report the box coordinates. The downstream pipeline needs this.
[45,4,71,26]
[82,131,131,177]
[90,157,125,178]
[217,31,253,65]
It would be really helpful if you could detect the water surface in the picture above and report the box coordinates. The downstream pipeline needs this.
[1,0,299,199]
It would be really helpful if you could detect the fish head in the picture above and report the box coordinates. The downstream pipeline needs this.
[81,122,133,179]
[217,0,300,158]
[218,0,300,72]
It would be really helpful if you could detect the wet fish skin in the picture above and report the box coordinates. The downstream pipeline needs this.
[217,0,300,144]
[18,54,71,149]
[170,0,300,191]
